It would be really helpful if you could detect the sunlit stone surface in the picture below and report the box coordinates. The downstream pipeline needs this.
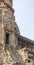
[0,0,34,65]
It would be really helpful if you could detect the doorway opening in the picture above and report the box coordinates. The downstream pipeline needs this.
[5,33,9,44]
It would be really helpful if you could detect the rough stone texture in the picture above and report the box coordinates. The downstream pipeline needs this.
[0,0,34,65]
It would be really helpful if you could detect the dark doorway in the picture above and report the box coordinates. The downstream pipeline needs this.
[5,33,9,44]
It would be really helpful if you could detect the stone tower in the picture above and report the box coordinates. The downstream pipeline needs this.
[0,1,22,65]
[0,0,34,65]
[0,0,20,48]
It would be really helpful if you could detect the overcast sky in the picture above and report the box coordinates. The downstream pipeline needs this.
[13,0,34,40]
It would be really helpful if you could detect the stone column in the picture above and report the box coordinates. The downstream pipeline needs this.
[1,11,5,46]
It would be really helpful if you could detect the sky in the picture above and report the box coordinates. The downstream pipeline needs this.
[13,0,34,40]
